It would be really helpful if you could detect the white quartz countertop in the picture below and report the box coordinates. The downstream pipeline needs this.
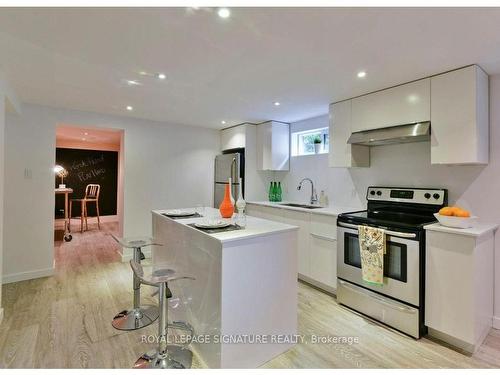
[246,201,360,217]
[424,222,499,237]
[152,207,298,244]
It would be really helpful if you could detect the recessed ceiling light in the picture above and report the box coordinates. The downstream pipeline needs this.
[84,132,88,136]
[157,73,166,80]
[126,80,141,86]
[126,106,133,111]
[221,120,226,125]
[217,8,231,19]
[81,138,86,141]
[274,102,281,106]
[357,71,367,78]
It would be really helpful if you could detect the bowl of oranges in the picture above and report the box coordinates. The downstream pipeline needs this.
[434,206,478,229]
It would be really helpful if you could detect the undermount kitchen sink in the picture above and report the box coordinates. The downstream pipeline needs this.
[279,203,323,209]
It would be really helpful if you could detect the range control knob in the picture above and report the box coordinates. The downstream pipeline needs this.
[376,191,382,196]
[370,190,376,195]
[433,193,441,200]
[424,193,431,199]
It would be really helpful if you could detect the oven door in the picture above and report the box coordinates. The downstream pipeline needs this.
[337,222,420,307]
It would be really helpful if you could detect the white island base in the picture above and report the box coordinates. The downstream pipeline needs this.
[152,208,298,368]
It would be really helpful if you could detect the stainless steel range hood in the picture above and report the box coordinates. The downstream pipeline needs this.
[347,122,431,146]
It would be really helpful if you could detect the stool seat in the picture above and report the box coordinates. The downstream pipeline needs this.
[130,261,195,287]
[111,234,161,248]
[130,259,195,369]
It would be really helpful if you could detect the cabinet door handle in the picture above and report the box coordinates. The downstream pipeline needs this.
[310,233,336,242]
[338,223,417,239]
[338,280,417,314]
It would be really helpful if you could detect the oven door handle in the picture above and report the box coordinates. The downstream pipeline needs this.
[338,280,417,314]
[338,222,417,239]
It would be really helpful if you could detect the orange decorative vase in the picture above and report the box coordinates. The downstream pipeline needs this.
[219,183,235,218]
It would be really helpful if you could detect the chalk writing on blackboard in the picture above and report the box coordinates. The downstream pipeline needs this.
[68,154,107,182]
[69,154,105,171]
[77,168,106,182]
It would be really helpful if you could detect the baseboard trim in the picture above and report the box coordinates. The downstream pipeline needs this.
[493,316,500,330]
[121,248,151,263]
[2,267,55,284]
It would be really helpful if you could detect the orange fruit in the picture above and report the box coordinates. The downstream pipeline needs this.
[455,209,471,218]
[439,207,454,216]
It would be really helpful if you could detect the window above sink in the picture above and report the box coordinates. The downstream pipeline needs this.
[291,127,329,156]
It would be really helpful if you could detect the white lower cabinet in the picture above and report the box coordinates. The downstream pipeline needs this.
[259,205,285,222]
[247,203,337,293]
[281,210,311,278]
[308,214,337,291]
[425,224,497,353]
[309,234,337,290]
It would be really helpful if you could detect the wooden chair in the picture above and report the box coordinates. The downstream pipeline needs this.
[69,184,101,233]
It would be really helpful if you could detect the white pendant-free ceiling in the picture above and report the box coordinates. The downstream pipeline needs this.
[1,7,500,129]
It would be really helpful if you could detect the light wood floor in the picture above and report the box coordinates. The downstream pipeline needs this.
[0,221,499,368]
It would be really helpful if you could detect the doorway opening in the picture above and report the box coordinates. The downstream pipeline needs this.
[53,124,124,265]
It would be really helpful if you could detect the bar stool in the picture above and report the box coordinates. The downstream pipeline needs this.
[69,184,101,233]
[111,235,160,331]
[130,260,195,369]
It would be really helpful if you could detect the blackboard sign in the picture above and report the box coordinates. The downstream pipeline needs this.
[55,148,118,219]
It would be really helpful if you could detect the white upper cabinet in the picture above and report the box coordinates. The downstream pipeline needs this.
[351,78,431,132]
[430,65,489,165]
[220,124,246,151]
[329,101,370,168]
[256,121,290,171]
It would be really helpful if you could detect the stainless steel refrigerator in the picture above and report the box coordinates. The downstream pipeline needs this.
[214,149,245,208]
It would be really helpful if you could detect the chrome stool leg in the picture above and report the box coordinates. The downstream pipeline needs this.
[112,246,159,330]
[134,283,193,369]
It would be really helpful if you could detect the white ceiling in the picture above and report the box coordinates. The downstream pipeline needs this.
[1,7,500,129]
[57,125,122,145]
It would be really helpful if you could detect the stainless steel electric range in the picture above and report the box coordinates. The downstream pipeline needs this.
[336,187,447,338]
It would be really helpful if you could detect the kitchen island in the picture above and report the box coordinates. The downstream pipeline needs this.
[151,207,298,368]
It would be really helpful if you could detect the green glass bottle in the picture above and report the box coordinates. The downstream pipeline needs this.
[268,182,274,202]
[277,182,282,202]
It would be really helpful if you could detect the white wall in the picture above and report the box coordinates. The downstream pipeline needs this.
[279,74,500,324]
[0,94,4,317]
[0,73,21,318]
[3,104,220,282]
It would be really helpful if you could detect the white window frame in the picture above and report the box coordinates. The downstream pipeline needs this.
[291,127,329,156]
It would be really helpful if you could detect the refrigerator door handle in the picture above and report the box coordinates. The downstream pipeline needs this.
[231,157,236,182]
[230,157,237,197]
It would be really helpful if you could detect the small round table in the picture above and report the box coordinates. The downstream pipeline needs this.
[55,187,73,242]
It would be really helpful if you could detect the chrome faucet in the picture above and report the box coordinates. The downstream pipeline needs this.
[297,178,318,205]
